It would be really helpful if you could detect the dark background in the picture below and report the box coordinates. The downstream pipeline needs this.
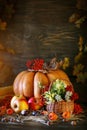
[0,1,87,130]
[0,0,78,74]
[0,0,87,103]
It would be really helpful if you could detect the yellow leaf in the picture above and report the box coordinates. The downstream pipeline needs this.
[7,48,15,55]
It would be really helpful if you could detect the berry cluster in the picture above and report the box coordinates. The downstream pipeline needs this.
[26,58,44,71]
[0,95,14,116]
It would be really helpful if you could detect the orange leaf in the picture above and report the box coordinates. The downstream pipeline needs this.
[62,111,71,119]
[48,112,58,121]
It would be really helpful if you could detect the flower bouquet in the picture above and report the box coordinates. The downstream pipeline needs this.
[43,79,79,114]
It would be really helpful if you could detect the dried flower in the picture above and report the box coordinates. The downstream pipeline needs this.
[65,91,73,101]
[71,92,79,101]
[62,111,71,119]
[62,57,70,70]
[74,103,83,114]
[26,58,44,70]
[48,112,58,121]
[43,79,74,104]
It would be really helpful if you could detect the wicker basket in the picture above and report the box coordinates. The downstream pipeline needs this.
[46,100,74,113]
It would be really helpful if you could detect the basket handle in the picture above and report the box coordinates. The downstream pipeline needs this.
[48,78,74,91]
[48,81,53,91]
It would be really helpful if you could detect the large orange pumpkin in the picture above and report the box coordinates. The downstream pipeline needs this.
[13,69,71,98]
[13,71,35,97]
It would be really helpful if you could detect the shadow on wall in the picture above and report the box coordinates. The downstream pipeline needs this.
[0,58,15,87]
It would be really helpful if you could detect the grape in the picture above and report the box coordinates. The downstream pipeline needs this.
[21,110,29,116]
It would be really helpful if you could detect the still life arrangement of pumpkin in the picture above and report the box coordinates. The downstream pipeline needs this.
[0,58,83,125]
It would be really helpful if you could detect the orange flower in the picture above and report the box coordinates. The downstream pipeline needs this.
[42,110,48,115]
[6,108,14,115]
[62,111,71,119]
[0,106,6,116]
[48,112,58,121]
[74,103,83,114]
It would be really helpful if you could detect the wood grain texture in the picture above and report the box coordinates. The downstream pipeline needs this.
[0,0,84,80]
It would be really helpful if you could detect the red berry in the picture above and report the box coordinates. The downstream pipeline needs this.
[0,106,6,116]
[6,108,14,115]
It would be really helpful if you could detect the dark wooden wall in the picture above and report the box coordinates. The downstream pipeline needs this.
[0,0,87,103]
[0,0,78,74]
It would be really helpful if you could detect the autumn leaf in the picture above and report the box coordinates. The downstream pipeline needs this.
[62,57,70,70]
[7,48,15,55]
[0,20,7,30]
[74,52,83,63]
[73,64,84,76]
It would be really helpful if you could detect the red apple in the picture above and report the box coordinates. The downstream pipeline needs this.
[10,95,29,113]
[28,97,44,110]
